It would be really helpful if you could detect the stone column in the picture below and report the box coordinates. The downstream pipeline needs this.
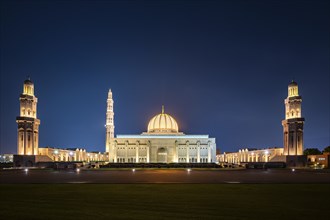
[147,140,150,163]
[24,130,27,155]
[175,141,179,163]
[114,143,117,163]
[147,146,150,163]
[207,142,211,163]
[293,131,297,155]
[186,141,189,163]
[32,127,35,155]
[135,141,139,163]
[125,141,128,163]
[197,141,200,163]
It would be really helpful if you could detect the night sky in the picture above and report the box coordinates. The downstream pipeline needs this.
[1,0,329,154]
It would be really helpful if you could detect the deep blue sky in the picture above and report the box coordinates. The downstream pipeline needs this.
[1,0,329,154]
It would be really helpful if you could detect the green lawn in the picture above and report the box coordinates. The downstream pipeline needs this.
[0,184,329,220]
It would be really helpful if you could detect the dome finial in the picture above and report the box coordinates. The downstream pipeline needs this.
[162,105,164,114]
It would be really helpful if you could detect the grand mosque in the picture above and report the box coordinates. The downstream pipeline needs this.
[14,78,216,164]
[13,77,307,167]
[105,90,216,163]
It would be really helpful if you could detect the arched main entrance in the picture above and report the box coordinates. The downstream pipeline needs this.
[157,147,167,163]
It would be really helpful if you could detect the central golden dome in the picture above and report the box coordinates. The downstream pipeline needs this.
[147,106,179,134]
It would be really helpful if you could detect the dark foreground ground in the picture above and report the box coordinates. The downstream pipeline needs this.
[0,184,329,220]
[1,168,330,183]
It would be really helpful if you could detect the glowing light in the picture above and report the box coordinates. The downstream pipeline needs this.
[24,168,28,172]
[187,168,191,172]
[54,150,59,154]
[292,168,295,172]
[76,168,80,172]
[147,107,179,133]
[132,169,135,172]
[69,152,73,156]
[265,151,269,155]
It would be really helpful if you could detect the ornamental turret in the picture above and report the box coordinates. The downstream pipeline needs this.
[105,89,114,152]
[16,77,40,155]
[282,81,305,155]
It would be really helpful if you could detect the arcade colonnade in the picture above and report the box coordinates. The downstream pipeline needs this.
[217,148,284,164]
[38,147,106,162]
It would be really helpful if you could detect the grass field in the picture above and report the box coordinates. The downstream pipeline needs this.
[1,184,329,220]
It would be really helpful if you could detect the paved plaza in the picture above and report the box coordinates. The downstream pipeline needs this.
[1,168,329,184]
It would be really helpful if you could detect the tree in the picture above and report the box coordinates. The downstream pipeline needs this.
[323,146,330,154]
[303,148,322,155]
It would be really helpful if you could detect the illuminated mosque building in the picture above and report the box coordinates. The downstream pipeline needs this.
[14,78,216,165]
[14,78,305,166]
[105,90,217,163]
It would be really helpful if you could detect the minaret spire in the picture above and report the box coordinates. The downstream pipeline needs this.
[162,105,164,114]
[16,78,40,155]
[282,81,304,156]
[105,89,114,153]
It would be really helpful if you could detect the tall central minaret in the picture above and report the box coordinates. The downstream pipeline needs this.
[16,78,40,155]
[282,81,305,155]
[105,89,114,152]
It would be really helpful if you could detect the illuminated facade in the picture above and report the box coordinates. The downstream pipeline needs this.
[16,78,40,155]
[217,148,284,164]
[282,81,305,155]
[38,147,105,162]
[106,90,216,163]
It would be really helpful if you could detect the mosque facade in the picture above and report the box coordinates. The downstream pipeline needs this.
[105,90,217,163]
[14,78,304,166]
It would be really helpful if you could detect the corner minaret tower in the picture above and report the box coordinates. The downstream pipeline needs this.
[105,89,114,152]
[282,81,305,155]
[16,77,40,155]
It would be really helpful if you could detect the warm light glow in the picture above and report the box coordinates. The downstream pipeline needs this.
[23,85,34,96]
[288,85,299,97]
[147,107,179,133]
